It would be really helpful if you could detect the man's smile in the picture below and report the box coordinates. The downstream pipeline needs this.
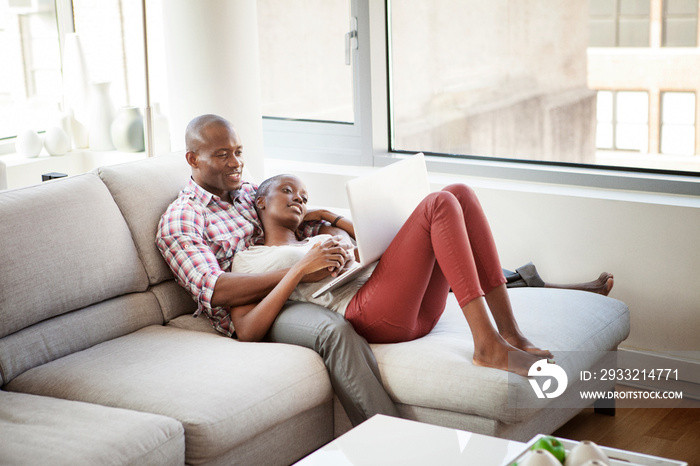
[227,171,242,182]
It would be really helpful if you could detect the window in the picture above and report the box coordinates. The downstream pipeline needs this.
[390,0,700,175]
[663,0,698,47]
[596,91,649,151]
[660,92,696,155]
[256,0,367,165]
[1,0,167,143]
[0,0,63,140]
[589,0,650,47]
[390,1,599,166]
[257,0,354,124]
[69,0,168,119]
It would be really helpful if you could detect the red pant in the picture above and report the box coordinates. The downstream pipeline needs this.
[344,184,506,343]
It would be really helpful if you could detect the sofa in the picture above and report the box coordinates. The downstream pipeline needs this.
[0,152,630,465]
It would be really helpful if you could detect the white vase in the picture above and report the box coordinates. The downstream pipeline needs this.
[61,33,90,132]
[44,126,71,156]
[88,81,116,151]
[15,129,43,158]
[111,107,145,152]
[71,115,89,149]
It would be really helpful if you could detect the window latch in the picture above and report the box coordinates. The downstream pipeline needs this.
[345,17,358,65]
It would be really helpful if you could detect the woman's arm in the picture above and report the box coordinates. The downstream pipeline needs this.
[306,208,355,240]
[229,266,307,342]
[229,240,348,342]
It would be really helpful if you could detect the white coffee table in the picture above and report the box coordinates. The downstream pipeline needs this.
[295,415,525,465]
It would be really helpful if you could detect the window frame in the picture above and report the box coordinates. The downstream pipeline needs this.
[594,90,651,153]
[0,0,74,149]
[377,0,699,196]
[260,0,373,167]
[4,0,698,197]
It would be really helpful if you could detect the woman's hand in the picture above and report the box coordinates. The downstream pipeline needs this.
[298,236,354,282]
[296,238,346,274]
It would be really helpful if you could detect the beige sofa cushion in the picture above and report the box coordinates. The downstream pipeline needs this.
[0,173,149,339]
[0,293,163,385]
[371,289,630,426]
[6,326,334,465]
[97,152,190,287]
[0,390,184,465]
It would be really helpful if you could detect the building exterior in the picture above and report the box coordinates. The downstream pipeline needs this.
[588,0,700,171]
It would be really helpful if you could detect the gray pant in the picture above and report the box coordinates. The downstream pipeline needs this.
[265,301,399,426]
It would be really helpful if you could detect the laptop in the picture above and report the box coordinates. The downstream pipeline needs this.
[312,153,431,298]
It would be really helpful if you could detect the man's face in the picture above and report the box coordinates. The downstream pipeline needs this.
[189,123,244,197]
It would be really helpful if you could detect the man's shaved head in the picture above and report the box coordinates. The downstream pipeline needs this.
[185,114,234,153]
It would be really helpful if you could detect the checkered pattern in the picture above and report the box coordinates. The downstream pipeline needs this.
[156,178,322,337]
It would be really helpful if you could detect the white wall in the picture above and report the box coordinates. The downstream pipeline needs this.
[269,158,700,360]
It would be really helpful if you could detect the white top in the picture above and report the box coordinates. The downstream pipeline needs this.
[231,235,376,315]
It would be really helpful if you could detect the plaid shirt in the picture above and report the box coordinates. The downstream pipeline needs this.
[156,178,323,337]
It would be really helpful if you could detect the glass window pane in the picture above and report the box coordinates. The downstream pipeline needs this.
[616,122,648,150]
[662,92,696,124]
[616,91,648,123]
[391,1,598,164]
[590,0,617,16]
[72,1,131,107]
[69,0,168,120]
[661,125,695,155]
[619,18,650,46]
[257,0,354,123]
[590,19,617,47]
[620,0,650,15]
[390,1,699,173]
[597,122,614,148]
[663,18,698,46]
[0,2,62,139]
[597,91,614,122]
[666,0,698,15]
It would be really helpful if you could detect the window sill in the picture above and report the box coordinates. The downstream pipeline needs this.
[0,149,148,191]
[374,153,700,200]
[267,156,700,210]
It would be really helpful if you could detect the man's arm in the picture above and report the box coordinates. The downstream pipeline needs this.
[211,235,353,308]
[305,208,355,240]
[210,268,289,308]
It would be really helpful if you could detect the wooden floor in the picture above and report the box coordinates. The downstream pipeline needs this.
[552,386,700,466]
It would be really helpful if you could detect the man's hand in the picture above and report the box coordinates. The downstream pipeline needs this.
[302,208,330,223]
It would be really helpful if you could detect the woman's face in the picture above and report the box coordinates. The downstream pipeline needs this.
[259,175,309,229]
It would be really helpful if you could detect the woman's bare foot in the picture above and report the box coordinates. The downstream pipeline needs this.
[591,272,614,296]
[502,333,554,359]
[545,272,614,296]
[472,340,542,377]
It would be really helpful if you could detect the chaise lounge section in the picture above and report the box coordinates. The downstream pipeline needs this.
[0,153,629,465]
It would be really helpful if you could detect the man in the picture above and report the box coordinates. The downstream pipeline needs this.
[156,114,398,426]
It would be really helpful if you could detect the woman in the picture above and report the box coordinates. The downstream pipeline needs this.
[230,174,552,376]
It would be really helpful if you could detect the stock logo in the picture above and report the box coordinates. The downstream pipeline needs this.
[528,359,568,399]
